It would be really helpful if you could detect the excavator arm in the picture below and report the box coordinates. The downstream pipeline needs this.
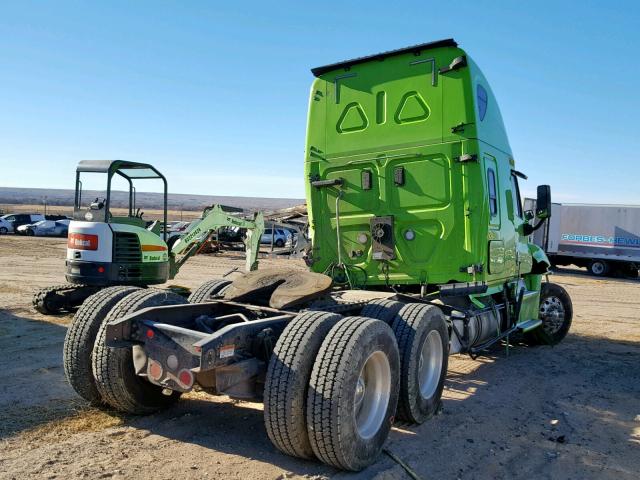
[168,205,264,278]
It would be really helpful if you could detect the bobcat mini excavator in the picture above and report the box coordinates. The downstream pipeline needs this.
[33,160,264,314]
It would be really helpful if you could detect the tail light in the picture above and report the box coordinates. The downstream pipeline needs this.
[148,360,163,381]
[178,369,194,388]
[68,233,98,250]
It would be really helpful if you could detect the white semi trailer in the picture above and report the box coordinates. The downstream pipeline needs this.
[525,200,640,277]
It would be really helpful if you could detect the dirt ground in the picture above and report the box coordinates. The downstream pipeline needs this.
[0,235,638,480]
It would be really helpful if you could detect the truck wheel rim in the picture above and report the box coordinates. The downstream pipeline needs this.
[353,350,391,440]
[418,330,443,400]
[592,262,605,274]
[539,296,565,335]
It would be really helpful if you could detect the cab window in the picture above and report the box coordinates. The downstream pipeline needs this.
[487,168,498,217]
[510,175,523,218]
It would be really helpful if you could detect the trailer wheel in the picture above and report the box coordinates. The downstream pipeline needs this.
[528,282,573,345]
[588,259,609,276]
[92,289,188,414]
[307,317,399,471]
[361,298,405,323]
[391,303,448,424]
[188,279,232,303]
[264,311,342,459]
[63,286,141,404]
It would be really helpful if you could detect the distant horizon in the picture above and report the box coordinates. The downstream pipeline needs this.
[0,185,305,202]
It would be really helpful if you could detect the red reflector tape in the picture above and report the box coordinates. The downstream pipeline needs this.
[67,233,99,251]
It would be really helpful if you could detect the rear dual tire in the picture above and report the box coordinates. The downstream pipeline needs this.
[391,303,449,424]
[264,311,342,459]
[64,286,141,404]
[188,279,232,303]
[358,300,449,424]
[92,289,188,414]
[307,316,400,471]
[361,298,404,323]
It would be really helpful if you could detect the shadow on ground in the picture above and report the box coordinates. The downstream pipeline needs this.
[0,309,79,438]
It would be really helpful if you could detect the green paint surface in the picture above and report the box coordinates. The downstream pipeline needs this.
[305,41,547,295]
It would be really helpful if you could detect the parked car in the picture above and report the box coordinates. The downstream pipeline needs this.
[161,221,191,242]
[0,217,13,234]
[1,213,45,231]
[218,226,245,243]
[260,228,291,248]
[16,219,70,237]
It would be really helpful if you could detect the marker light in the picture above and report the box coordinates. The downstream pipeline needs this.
[404,229,416,241]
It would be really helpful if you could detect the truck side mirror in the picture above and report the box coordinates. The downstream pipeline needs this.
[536,185,551,220]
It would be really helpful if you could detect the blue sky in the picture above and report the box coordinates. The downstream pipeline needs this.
[0,1,638,203]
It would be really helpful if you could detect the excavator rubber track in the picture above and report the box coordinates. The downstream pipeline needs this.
[33,284,103,314]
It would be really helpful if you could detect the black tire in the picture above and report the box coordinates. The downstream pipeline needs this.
[0,227,7,234]
[275,239,285,248]
[528,282,573,345]
[307,316,400,471]
[26,229,35,236]
[63,286,141,404]
[391,303,449,424]
[61,230,68,237]
[92,289,187,414]
[187,279,232,303]
[264,311,342,459]
[588,259,609,277]
[361,298,405,323]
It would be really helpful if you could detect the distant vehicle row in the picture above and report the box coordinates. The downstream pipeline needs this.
[0,213,297,249]
[0,213,69,234]
[17,219,71,236]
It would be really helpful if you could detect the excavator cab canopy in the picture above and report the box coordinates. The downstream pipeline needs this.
[73,160,168,231]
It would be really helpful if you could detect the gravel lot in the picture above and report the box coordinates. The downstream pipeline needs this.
[0,235,638,479]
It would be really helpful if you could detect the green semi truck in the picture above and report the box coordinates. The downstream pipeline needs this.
[63,39,572,472]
